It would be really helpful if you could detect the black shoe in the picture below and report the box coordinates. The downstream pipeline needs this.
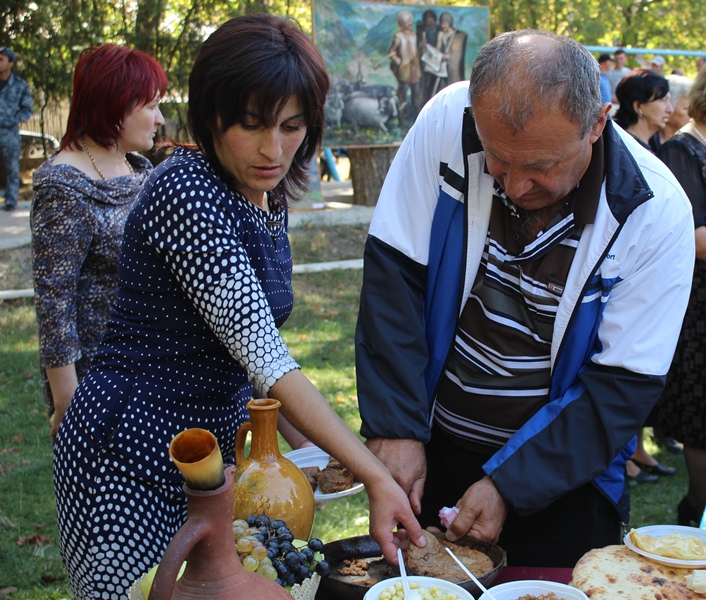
[3,203,16,211]
[633,459,677,476]
[628,469,659,484]
[677,497,704,526]
[664,437,684,455]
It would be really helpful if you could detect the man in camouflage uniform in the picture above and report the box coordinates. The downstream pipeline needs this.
[0,47,33,211]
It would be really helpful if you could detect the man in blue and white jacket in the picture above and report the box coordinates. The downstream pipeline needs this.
[356,30,694,567]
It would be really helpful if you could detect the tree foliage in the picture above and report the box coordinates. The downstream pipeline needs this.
[0,0,313,135]
[475,0,706,59]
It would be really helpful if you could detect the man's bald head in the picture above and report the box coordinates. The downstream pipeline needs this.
[469,30,603,138]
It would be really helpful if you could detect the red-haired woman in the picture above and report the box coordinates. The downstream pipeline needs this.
[31,44,166,440]
[52,15,423,599]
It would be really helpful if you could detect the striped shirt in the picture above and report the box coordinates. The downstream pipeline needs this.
[433,137,604,454]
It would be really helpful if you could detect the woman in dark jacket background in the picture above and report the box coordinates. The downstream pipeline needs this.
[657,66,706,527]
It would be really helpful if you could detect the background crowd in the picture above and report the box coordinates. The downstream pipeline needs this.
[595,49,706,528]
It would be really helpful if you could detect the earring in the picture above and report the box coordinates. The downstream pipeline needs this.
[638,111,644,118]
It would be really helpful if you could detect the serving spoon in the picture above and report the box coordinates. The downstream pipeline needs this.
[444,546,499,600]
[397,547,421,600]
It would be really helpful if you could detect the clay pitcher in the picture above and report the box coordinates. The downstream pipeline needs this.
[149,428,291,600]
[233,398,315,540]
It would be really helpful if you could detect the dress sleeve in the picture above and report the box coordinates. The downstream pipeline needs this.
[31,184,95,369]
[140,164,299,395]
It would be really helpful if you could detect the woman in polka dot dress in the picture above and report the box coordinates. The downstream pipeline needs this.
[53,14,425,598]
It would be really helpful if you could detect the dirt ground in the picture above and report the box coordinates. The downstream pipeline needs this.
[1,158,368,293]
[0,245,33,291]
[0,179,33,291]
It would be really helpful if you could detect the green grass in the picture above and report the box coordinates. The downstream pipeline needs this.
[0,228,694,598]
[281,269,370,545]
[0,299,70,598]
[628,438,688,528]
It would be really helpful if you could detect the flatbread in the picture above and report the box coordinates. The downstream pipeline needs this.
[570,544,703,599]
[406,530,494,582]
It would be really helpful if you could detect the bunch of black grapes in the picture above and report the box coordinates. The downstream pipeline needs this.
[233,514,331,588]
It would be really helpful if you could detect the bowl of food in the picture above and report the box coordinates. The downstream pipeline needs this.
[363,575,475,599]
[318,531,504,600]
[478,580,589,600]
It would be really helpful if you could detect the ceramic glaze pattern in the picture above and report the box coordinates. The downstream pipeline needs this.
[233,399,316,540]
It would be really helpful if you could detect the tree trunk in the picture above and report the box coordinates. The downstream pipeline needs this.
[348,144,400,206]
[133,0,162,54]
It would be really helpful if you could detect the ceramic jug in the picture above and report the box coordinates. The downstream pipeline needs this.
[233,398,315,540]
[149,428,290,600]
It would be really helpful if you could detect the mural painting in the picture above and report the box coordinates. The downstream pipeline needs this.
[313,0,489,147]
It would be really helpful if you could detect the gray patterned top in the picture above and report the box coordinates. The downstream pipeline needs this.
[31,152,152,412]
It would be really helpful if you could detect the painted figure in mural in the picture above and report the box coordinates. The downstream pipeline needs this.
[389,10,422,127]
[418,10,439,107]
[417,10,439,52]
[438,13,467,87]
[419,12,468,106]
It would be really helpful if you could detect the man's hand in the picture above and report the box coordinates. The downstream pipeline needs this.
[365,438,426,514]
[445,476,508,543]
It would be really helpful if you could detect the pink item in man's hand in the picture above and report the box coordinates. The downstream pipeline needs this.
[439,506,459,528]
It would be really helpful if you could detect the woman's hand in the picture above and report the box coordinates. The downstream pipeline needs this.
[46,364,78,441]
[366,472,426,564]
[277,412,315,450]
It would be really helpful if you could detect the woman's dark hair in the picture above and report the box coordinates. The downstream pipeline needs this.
[187,14,330,202]
[614,68,670,129]
[61,44,167,151]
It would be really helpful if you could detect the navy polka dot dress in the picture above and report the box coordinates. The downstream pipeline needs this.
[53,147,301,599]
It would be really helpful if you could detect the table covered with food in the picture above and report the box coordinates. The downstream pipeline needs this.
[129,424,706,600]
[310,523,706,600]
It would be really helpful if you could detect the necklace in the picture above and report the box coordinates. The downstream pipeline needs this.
[692,123,706,146]
[80,135,134,180]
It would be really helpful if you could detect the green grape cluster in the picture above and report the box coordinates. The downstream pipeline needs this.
[232,514,330,589]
